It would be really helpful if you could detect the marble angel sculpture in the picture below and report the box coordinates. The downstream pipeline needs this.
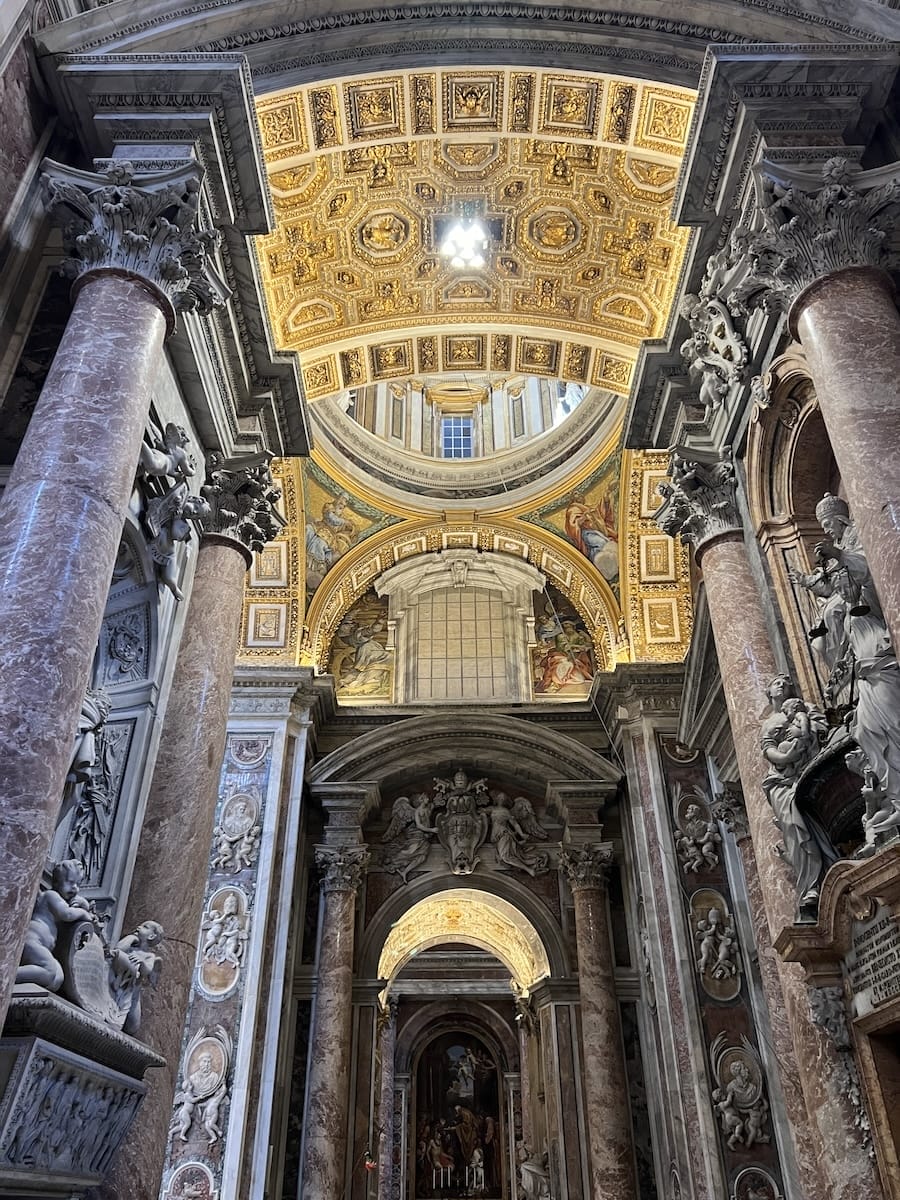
[760,675,831,918]
[381,793,436,882]
[791,493,900,843]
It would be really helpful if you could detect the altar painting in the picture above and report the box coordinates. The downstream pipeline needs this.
[415,1032,502,1198]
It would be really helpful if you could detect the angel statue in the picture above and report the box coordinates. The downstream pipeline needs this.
[381,793,436,883]
[143,481,210,600]
[511,795,548,841]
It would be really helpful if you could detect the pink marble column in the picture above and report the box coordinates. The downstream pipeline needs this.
[560,844,636,1200]
[699,531,883,1199]
[0,157,223,1025]
[792,267,900,653]
[376,999,397,1200]
[301,846,369,1200]
[0,270,168,1023]
[99,532,250,1200]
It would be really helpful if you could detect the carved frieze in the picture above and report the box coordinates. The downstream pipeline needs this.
[210,790,262,874]
[199,887,250,998]
[0,1040,145,1183]
[691,888,741,1001]
[672,783,721,874]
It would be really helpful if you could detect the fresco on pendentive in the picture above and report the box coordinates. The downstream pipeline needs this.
[329,590,394,702]
[531,584,596,699]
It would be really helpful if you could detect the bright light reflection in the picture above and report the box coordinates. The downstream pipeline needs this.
[440,217,489,269]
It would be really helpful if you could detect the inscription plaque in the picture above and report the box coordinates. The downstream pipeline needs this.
[846,904,900,1019]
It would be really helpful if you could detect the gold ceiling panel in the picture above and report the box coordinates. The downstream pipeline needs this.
[255,68,694,391]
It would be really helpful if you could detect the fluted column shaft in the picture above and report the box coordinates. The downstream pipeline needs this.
[302,847,369,1200]
[561,846,636,1200]
[376,1002,397,1200]
[793,267,900,654]
[700,531,882,1199]
[0,272,167,1023]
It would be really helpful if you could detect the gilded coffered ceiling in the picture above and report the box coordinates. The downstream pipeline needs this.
[255,67,695,399]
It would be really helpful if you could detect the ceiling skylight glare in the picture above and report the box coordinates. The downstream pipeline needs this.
[441,216,489,269]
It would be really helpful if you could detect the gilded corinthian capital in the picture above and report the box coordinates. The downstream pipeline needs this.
[40,158,230,330]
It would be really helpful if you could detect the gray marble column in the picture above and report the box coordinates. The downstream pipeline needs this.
[376,999,398,1200]
[514,995,534,1152]
[0,159,224,1025]
[559,844,637,1200]
[656,450,883,1199]
[733,157,900,652]
[301,846,370,1200]
[101,457,283,1200]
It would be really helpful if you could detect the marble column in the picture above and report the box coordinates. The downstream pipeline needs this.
[0,158,224,1024]
[735,158,900,652]
[559,844,637,1200]
[656,450,882,1199]
[301,845,370,1200]
[102,457,283,1200]
[376,999,397,1200]
[514,995,534,1152]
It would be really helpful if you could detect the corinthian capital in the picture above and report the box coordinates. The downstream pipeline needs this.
[729,156,900,318]
[41,158,229,329]
[654,447,741,555]
[200,453,286,553]
[315,845,370,894]
[559,843,614,892]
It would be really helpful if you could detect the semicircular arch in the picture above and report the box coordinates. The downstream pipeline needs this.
[303,517,621,672]
[397,1000,520,1076]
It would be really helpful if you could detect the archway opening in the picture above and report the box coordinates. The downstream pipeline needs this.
[376,887,552,1002]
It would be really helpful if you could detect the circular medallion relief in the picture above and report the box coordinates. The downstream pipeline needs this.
[529,208,580,252]
[359,212,410,253]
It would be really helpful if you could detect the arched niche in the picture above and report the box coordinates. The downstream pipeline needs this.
[745,346,844,703]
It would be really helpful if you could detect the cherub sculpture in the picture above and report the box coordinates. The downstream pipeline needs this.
[16,860,99,991]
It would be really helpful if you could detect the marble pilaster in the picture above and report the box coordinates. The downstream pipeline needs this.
[300,845,369,1200]
[376,1000,397,1200]
[732,158,900,652]
[0,157,224,1027]
[658,456,883,1199]
[559,845,637,1200]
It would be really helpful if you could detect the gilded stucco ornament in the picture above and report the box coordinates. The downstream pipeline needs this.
[653,448,741,554]
[41,159,230,324]
[728,157,900,317]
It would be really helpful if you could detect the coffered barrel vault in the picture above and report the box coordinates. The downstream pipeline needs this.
[255,67,695,398]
